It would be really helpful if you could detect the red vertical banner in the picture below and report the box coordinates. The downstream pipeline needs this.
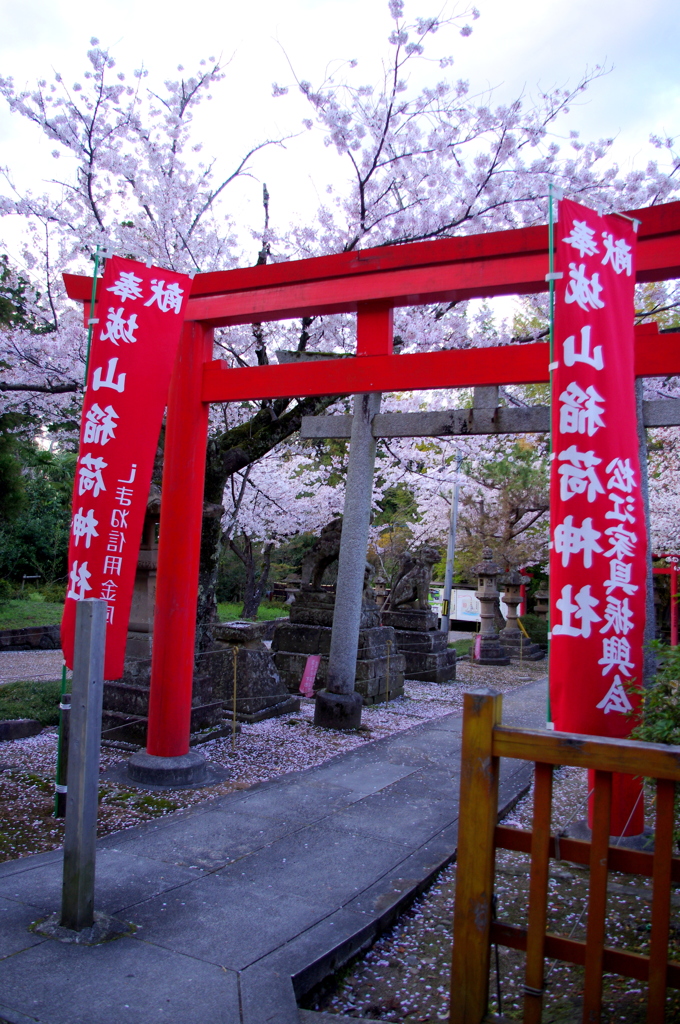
[61,256,192,680]
[549,198,645,836]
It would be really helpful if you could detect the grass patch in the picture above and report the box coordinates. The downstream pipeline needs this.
[217,600,290,622]
[450,637,473,657]
[0,600,64,630]
[0,680,62,725]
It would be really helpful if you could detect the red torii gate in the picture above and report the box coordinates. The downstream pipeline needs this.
[65,200,680,768]
[653,554,680,647]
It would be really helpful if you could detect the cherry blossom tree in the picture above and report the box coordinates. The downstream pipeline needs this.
[1,1,679,625]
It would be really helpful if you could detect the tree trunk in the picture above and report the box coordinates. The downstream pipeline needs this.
[229,534,274,620]
[242,540,274,619]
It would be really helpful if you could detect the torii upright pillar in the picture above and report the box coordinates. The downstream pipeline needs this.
[127,321,214,786]
[314,302,392,729]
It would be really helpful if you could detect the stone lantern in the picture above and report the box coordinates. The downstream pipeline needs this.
[533,588,550,620]
[470,547,509,666]
[373,576,388,609]
[282,575,302,604]
[499,569,544,661]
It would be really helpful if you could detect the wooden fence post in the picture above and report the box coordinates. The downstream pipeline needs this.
[450,688,502,1024]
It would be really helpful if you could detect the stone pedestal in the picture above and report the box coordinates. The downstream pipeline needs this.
[272,589,405,705]
[500,570,545,662]
[101,657,228,747]
[380,608,457,683]
[495,632,545,661]
[102,620,296,744]
[211,620,299,723]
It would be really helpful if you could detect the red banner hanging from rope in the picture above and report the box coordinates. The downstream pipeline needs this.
[61,256,192,680]
[549,198,646,836]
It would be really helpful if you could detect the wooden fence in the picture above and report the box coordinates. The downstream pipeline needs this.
[450,688,680,1024]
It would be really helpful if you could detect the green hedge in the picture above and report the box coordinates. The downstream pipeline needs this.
[0,680,62,726]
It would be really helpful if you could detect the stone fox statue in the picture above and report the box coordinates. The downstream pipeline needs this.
[300,517,373,592]
[386,545,440,610]
[300,518,344,590]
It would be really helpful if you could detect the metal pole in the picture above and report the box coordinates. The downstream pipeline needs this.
[671,568,678,648]
[54,689,71,819]
[635,378,657,683]
[54,662,69,817]
[61,599,106,932]
[440,450,462,635]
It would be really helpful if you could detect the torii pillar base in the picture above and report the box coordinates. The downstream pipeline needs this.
[127,750,207,788]
[314,690,362,730]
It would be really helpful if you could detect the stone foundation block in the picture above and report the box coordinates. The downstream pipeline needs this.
[381,608,438,632]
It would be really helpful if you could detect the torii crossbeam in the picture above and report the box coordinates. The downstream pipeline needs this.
[65,199,680,774]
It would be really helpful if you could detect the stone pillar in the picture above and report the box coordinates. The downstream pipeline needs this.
[314,392,381,729]
[470,547,509,666]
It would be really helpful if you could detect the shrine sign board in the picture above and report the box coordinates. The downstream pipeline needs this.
[549,199,645,835]
[61,257,192,680]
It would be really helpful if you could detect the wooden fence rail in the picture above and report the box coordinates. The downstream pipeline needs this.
[450,688,680,1024]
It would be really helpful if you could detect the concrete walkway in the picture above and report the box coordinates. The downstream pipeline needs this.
[0,680,547,1024]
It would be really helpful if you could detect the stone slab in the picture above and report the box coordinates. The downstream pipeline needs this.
[0,937,240,1024]
[392,628,449,652]
[0,719,42,742]
[381,608,438,632]
[401,649,457,683]
[218,821,409,907]
[0,848,203,916]
[327,773,461,848]
[128,873,334,971]
[99,805,306,870]
[0,896,46,958]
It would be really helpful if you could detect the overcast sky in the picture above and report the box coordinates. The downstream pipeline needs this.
[0,0,678,250]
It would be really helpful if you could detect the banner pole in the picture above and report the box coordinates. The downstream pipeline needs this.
[546,183,557,726]
[56,242,102,815]
[84,245,103,382]
[53,662,69,817]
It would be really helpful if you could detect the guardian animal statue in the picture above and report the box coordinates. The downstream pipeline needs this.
[301,518,374,592]
[385,544,440,610]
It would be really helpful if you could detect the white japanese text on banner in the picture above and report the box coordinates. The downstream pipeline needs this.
[549,198,646,836]
[61,257,192,679]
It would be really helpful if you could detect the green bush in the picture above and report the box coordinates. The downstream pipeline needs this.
[0,679,62,725]
[631,642,680,747]
[519,613,548,648]
[39,581,66,604]
[0,579,12,604]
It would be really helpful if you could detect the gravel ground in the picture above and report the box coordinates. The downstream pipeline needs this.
[308,767,680,1023]
[0,650,66,685]
[0,657,546,863]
